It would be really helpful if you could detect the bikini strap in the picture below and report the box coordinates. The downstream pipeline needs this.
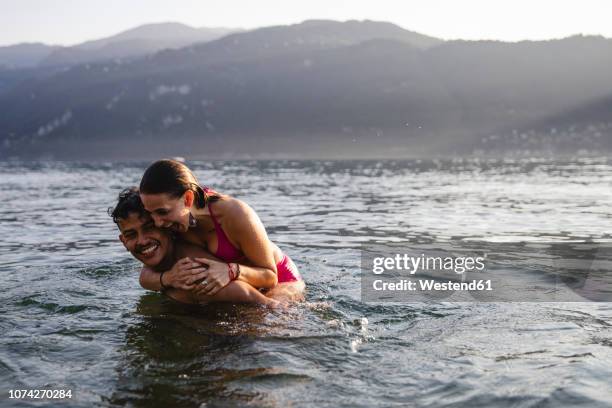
[207,200,220,226]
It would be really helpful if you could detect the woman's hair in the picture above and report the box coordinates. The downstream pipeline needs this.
[139,159,218,208]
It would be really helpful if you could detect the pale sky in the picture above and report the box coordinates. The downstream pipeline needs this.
[1,0,611,46]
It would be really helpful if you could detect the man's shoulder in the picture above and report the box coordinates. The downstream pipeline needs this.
[175,240,218,260]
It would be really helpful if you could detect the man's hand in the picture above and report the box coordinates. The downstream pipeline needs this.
[164,257,208,290]
[191,258,232,297]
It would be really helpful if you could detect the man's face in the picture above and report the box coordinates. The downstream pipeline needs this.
[118,212,171,267]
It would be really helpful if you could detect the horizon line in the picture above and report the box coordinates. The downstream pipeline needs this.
[1,18,610,48]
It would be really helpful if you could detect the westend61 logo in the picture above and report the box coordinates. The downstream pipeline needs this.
[361,243,612,303]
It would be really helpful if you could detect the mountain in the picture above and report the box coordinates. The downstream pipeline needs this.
[476,92,612,154]
[546,94,612,127]
[0,43,60,68]
[0,23,239,97]
[1,21,611,159]
[39,22,239,67]
[145,19,441,70]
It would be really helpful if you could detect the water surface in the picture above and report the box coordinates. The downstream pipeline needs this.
[1,158,612,407]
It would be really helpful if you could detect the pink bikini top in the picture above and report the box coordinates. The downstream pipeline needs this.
[202,187,302,283]
[204,189,244,262]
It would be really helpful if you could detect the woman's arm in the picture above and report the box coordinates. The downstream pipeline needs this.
[234,263,278,289]
[191,259,278,298]
[137,251,278,306]
[193,200,279,296]
[139,258,208,291]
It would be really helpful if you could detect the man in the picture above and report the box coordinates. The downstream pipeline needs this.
[109,187,279,307]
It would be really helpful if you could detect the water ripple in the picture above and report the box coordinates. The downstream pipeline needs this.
[1,158,612,407]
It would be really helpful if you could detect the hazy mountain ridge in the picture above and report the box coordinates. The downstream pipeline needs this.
[1,20,611,158]
[0,22,239,97]
[478,92,612,155]
[39,23,240,67]
[0,23,238,69]
[142,19,441,73]
[0,43,61,68]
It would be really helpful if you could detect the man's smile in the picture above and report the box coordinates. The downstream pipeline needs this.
[136,241,160,258]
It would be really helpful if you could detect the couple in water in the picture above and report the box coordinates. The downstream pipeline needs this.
[110,159,305,307]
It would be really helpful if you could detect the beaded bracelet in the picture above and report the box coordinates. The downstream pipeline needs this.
[227,263,241,281]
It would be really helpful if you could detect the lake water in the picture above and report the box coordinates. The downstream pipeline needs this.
[1,158,612,407]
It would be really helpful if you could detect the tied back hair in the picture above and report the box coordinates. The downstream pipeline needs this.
[139,159,219,208]
[189,182,209,208]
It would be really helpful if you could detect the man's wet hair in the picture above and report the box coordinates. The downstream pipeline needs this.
[109,187,147,225]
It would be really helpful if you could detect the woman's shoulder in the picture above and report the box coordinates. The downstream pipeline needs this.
[214,196,260,232]
[213,195,253,219]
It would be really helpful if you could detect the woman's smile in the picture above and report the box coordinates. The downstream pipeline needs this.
[169,222,185,232]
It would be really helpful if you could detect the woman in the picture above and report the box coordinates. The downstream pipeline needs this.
[137,159,304,301]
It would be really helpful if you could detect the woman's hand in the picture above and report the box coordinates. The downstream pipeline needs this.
[164,257,208,290]
[191,258,232,297]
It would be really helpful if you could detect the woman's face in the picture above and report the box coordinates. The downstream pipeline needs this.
[140,192,191,232]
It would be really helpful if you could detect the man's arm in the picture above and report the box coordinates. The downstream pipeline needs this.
[139,249,279,307]
[196,280,280,307]
[139,266,163,291]
[145,276,279,307]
